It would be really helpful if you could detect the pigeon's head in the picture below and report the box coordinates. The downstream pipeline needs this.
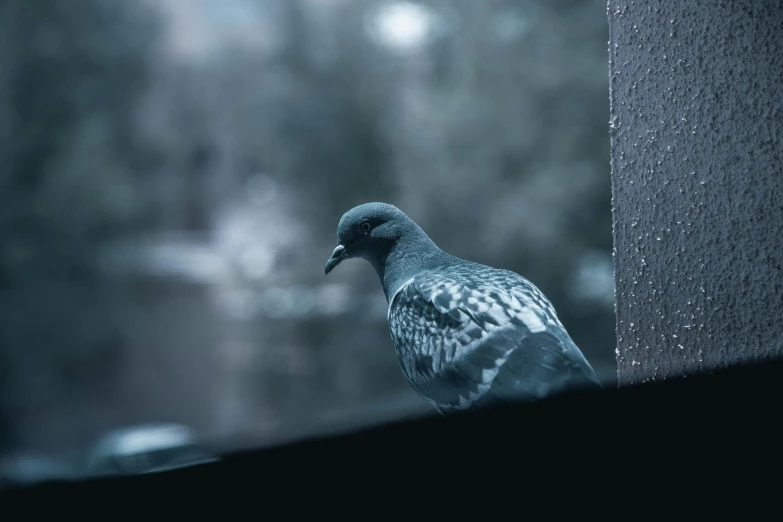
[324,202,416,275]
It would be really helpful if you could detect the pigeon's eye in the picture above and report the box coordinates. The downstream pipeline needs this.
[359,220,372,235]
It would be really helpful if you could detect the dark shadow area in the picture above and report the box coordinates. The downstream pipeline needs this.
[3,356,782,499]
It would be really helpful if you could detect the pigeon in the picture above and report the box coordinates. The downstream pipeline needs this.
[324,202,602,414]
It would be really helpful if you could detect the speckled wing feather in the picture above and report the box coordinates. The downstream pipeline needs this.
[387,263,601,413]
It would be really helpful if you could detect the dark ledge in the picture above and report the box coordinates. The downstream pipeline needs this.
[3,358,783,500]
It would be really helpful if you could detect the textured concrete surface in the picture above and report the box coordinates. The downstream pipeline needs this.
[607,0,783,385]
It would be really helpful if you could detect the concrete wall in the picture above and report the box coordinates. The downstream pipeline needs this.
[607,0,783,385]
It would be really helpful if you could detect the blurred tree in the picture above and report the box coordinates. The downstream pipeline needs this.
[0,0,162,450]
[0,0,616,451]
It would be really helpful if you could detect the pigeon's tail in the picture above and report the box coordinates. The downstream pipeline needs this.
[563,345,604,393]
[567,363,604,392]
[545,327,604,392]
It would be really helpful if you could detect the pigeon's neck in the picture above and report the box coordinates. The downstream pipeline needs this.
[372,229,453,303]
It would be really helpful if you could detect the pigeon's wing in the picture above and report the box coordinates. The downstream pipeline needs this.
[388,269,601,413]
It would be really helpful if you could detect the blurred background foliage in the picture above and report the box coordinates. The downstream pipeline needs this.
[0,0,614,479]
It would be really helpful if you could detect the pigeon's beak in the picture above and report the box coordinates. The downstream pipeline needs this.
[324,244,346,275]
